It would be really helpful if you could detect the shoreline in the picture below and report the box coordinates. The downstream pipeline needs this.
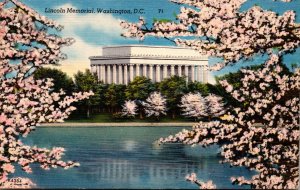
[40,122,197,127]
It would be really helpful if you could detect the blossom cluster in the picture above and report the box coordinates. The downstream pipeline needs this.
[0,0,74,78]
[121,0,299,188]
[185,173,216,189]
[121,100,138,117]
[0,0,93,187]
[0,77,93,186]
[180,93,225,119]
[159,55,300,189]
[142,92,167,118]
[180,93,207,119]
[120,0,300,70]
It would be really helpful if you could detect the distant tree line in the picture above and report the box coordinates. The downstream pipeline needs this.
[34,65,292,120]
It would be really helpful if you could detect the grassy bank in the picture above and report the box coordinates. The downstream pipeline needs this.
[66,113,197,123]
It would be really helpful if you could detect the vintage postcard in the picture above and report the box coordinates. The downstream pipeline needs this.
[0,0,299,189]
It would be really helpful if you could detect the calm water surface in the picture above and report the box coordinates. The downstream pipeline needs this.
[18,127,254,189]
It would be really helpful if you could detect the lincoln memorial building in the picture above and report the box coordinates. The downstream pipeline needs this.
[89,45,208,85]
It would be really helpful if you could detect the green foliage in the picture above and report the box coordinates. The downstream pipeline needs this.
[74,69,100,117]
[33,67,75,95]
[105,84,126,111]
[74,69,101,105]
[96,83,108,109]
[111,112,124,120]
[74,69,97,91]
[125,76,155,101]
[63,64,297,120]
[206,83,225,97]
[187,81,210,96]
[158,76,188,116]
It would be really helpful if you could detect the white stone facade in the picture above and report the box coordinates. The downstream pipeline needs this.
[89,45,208,85]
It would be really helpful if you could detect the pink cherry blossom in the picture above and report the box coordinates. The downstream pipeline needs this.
[0,0,93,188]
[122,100,138,117]
[121,0,300,70]
[180,93,207,119]
[2,163,15,173]
[186,173,217,189]
[142,92,167,118]
[159,55,300,189]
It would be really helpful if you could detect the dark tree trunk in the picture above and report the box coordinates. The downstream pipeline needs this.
[172,111,175,119]
[139,110,143,119]
[87,105,90,118]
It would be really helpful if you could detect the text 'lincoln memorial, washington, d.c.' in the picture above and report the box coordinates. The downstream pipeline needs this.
[89,45,209,85]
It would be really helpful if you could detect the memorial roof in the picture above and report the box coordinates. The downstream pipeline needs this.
[89,45,208,60]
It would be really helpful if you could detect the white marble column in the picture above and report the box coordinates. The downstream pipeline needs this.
[118,65,123,84]
[91,65,95,74]
[197,65,202,82]
[156,65,161,82]
[107,65,111,84]
[163,65,168,79]
[203,65,208,83]
[184,65,189,83]
[94,65,97,74]
[97,65,102,81]
[178,65,182,77]
[191,66,195,82]
[93,65,96,73]
[101,65,106,83]
[149,65,154,80]
[113,64,117,84]
[171,65,175,76]
[136,64,140,77]
[124,65,128,85]
[143,64,147,77]
[129,64,134,81]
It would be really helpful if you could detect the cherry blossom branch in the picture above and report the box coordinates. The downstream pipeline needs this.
[186,173,216,189]
[159,55,299,189]
[0,0,94,187]
[121,0,300,70]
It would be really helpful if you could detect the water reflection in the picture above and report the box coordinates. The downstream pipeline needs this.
[122,140,138,151]
[20,127,253,189]
[79,158,200,182]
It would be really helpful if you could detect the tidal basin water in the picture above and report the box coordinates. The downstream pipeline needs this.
[19,127,254,189]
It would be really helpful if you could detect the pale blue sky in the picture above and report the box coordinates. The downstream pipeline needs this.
[20,0,300,82]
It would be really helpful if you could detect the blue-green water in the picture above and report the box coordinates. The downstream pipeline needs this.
[18,127,254,189]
